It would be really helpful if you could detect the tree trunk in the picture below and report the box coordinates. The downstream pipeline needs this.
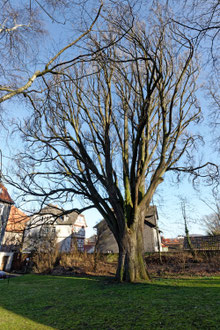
[115,222,150,282]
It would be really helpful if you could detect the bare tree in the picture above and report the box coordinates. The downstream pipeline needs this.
[201,190,220,235]
[180,198,195,257]
[0,0,106,104]
[204,213,220,236]
[7,11,218,282]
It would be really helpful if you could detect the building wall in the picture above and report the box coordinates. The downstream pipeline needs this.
[56,225,72,252]
[0,251,14,271]
[0,203,12,248]
[97,225,118,253]
[143,227,161,252]
[96,221,161,253]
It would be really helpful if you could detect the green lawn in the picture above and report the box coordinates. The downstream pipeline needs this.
[0,275,219,329]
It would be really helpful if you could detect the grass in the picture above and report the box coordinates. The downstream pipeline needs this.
[0,275,219,329]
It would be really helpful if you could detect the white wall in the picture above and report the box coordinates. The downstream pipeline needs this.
[143,227,162,252]
[56,225,72,252]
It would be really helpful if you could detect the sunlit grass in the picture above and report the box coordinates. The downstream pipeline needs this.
[0,307,53,330]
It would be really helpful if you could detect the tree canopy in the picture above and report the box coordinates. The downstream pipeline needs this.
[0,0,218,283]
[6,4,219,281]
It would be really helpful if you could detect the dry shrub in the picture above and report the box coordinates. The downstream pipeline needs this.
[59,250,84,270]
[58,251,116,276]
[32,232,60,274]
[32,249,60,274]
[30,235,117,276]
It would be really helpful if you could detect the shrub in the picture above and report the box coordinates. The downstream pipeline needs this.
[31,232,60,273]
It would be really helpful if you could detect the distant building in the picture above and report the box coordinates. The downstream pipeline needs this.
[84,235,97,253]
[161,237,184,251]
[94,206,162,253]
[0,183,14,246]
[23,205,87,253]
[0,183,15,271]
[1,205,29,252]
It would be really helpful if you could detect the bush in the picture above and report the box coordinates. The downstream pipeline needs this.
[58,251,116,275]
[31,232,60,274]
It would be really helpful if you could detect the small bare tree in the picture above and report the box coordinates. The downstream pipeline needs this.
[204,213,220,236]
[201,190,220,236]
[180,199,195,257]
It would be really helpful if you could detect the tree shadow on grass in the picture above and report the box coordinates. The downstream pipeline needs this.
[0,274,219,329]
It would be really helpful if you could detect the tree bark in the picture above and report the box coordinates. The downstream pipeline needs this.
[115,221,150,282]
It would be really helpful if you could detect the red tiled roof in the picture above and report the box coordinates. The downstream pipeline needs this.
[161,237,184,245]
[6,205,29,232]
[0,184,14,204]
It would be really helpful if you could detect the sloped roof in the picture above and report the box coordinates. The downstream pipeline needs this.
[39,204,63,216]
[32,205,81,226]
[94,219,105,230]
[6,205,29,232]
[0,183,14,205]
[56,211,79,225]
[26,205,64,227]
[144,205,158,227]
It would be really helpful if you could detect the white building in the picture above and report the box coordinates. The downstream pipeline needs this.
[23,205,87,253]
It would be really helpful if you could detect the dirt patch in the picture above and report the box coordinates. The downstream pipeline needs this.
[145,251,220,277]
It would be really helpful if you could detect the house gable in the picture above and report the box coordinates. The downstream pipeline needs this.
[1,206,29,253]
[6,206,29,232]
